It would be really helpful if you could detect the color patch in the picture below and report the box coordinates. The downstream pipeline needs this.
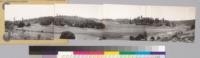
[104,51,119,55]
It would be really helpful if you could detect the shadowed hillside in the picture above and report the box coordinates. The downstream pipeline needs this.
[5,15,105,30]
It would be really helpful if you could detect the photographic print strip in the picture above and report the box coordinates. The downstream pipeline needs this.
[4,4,196,43]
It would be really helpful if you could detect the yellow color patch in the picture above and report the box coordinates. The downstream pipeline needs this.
[104,51,119,55]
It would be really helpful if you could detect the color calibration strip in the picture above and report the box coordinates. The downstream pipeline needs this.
[57,55,165,58]
[29,46,165,55]
[29,46,165,58]
[58,51,165,55]
[57,51,165,58]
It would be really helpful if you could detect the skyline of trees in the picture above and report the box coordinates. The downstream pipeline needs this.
[5,15,195,30]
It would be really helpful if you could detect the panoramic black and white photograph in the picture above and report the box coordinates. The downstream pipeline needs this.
[4,5,55,40]
[4,4,196,43]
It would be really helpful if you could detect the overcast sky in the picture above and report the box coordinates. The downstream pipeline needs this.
[5,4,196,21]
[5,5,55,21]
[55,4,102,19]
[103,4,196,20]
